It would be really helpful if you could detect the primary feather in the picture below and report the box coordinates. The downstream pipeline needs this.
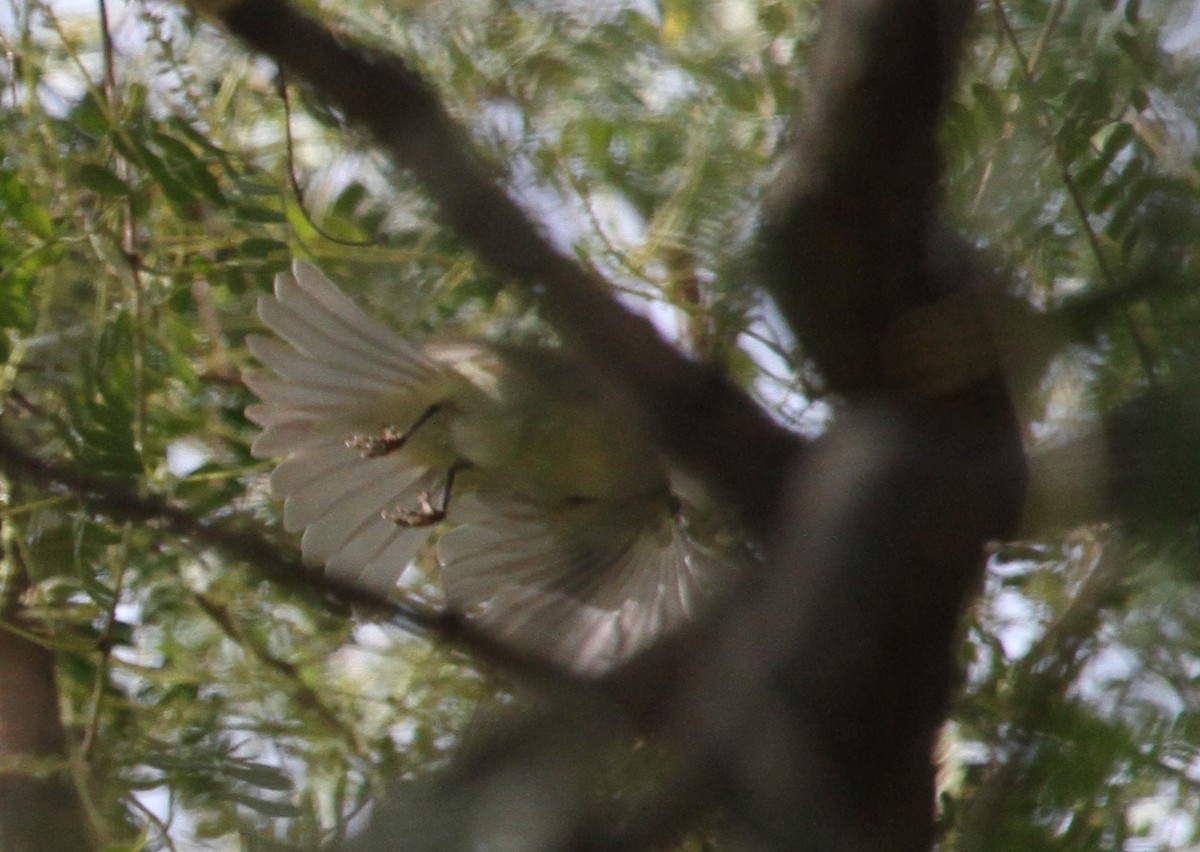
[246,260,728,672]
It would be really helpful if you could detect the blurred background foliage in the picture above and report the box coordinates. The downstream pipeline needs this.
[1,0,1200,848]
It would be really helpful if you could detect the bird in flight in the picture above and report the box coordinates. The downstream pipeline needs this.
[244,261,729,674]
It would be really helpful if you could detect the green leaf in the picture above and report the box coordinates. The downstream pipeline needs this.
[232,204,286,224]
[151,131,227,205]
[167,115,229,157]
[216,761,295,792]
[1074,122,1135,191]
[77,164,134,198]
[226,792,303,818]
[238,237,287,258]
[132,140,198,211]
[0,244,51,330]
[970,82,1007,133]
[67,312,141,481]
[219,264,249,294]
[166,283,195,313]
[331,181,368,219]
[0,170,54,239]
[68,90,110,137]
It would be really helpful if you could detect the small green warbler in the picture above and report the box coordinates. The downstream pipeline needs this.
[245,261,726,673]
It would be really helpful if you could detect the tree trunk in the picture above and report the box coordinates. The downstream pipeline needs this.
[0,592,92,851]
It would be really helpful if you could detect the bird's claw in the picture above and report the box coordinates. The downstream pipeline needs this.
[347,425,408,458]
[386,492,446,527]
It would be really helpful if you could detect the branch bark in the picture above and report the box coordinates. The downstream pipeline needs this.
[723,0,1029,844]
[761,0,974,396]
[0,576,93,851]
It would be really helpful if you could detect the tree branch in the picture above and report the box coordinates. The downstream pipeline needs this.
[181,2,1039,849]
[0,583,93,851]
[188,0,799,530]
[0,431,574,685]
[760,0,974,396]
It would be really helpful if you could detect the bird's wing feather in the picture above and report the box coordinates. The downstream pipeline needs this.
[249,261,731,656]
[437,492,726,673]
[247,335,403,396]
[263,263,434,383]
[247,261,445,593]
[293,443,436,593]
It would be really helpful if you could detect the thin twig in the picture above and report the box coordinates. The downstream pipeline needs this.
[0,428,573,684]
[97,0,148,456]
[276,73,376,248]
[78,522,131,761]
[192,590,364,752]
[995,0,1160,384]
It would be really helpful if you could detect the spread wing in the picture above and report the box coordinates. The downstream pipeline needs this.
[244,261,445,593]
[246,261,732,667]
[437,491,727,674]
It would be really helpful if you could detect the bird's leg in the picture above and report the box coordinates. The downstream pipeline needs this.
[347,403,445,458]
[387,462,463,527]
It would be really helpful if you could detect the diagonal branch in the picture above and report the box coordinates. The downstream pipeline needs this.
[187,0,799,529]
[0,430,573,684]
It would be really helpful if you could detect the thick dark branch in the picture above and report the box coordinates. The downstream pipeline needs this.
[600,386,1025,849]
[194,0,798,529]
[760,0,974,395]
[1103,381,1200,536]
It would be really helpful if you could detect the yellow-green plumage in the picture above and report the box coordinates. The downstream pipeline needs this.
[245,261,727,674]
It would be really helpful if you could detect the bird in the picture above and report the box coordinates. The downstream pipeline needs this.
[243,260,729,674]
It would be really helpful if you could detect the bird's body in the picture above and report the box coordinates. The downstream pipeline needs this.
[245,261,725,673]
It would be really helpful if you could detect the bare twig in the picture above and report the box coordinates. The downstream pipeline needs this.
[276,73,376,248]
[0,429,575,685]
[192,591,365,751]
[97,0,149,456]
